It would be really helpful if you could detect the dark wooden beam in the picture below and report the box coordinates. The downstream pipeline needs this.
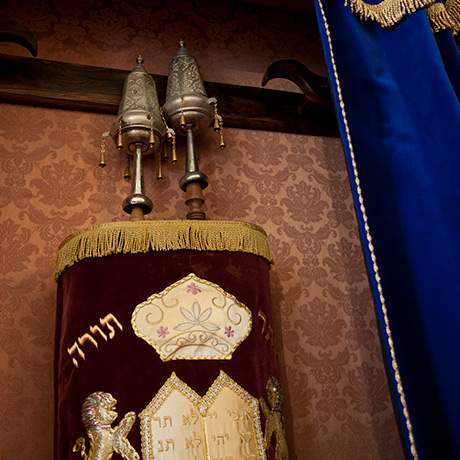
[0,54,338,137]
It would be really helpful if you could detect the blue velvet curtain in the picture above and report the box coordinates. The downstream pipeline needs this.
[314,4,460,459]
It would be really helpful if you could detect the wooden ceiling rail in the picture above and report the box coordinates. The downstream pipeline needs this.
[0,53,338,137]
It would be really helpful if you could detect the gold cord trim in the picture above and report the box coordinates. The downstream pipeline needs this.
[345,0,434,27]
[427,0,460,33]
[316,1,419,458]
[55,220,272,279]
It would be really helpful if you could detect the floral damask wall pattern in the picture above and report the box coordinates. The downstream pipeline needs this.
[0,0,404,459]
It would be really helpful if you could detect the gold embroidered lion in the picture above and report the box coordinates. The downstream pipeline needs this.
[73,391,140,460]
[259,377,289,460]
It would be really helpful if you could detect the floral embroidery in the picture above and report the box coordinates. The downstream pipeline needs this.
[157,326,169,338]
[174,302,220,332]
[186,282,202,295]
[131,273,253,361]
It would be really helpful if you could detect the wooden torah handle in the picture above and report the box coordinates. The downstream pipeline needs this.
[185,182,206,220]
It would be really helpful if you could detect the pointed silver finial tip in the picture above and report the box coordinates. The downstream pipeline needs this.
[177,40,188,56]
[136,54,144,65]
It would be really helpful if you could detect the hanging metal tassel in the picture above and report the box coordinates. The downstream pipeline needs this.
[149,119,156,149]
[179,111,186,129]
[211,98,225,149]
[123,156,131,181]
[217,115,225,149]
[157,153,163,180]
[116,119,123,150]
[99,135,107,168]
[161,109,177,164]
[169,128,177,163]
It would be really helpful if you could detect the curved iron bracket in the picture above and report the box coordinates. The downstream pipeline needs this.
[0,19,37,56]
[262,58,331,107]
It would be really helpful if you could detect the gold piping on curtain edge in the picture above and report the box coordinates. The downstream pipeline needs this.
[55,220,273,279]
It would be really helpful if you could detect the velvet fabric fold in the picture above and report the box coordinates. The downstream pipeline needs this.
[54,249,281,459]
[314,4,460,459]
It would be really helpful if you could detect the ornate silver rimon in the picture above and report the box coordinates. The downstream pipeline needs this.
[166,42,207,100]
[162,40,225,220]
[109,55,167,217]
[111,55,164,155]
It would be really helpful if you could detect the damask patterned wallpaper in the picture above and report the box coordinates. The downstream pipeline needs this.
[0,0,404,459]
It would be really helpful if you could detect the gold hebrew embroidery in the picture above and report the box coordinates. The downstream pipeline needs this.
[89,325,108,342]
[78,333,98,349]
[100,313,123,339]
[139,371,266,460]
[72,391,140,460]
[257,310,273,341]
[67,313,123,368]
[132,273,252,361]
[67,342,85,368]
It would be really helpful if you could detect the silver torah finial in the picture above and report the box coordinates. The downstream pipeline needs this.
[108,55,167,220]
[162,40,225,220]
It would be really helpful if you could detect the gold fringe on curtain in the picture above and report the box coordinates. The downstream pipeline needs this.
[55,220,273,279]
[448,0,460,24]
[427,0,460,33]
[345,0,434,27]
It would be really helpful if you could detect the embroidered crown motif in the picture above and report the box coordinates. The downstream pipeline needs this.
[131,273,252,361]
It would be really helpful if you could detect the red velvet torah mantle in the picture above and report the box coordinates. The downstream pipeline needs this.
[54,220,289,460]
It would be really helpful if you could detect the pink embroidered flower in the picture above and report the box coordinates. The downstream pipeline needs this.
[157,326,169,338]
[186,282,202,295]
[224,326,235,338]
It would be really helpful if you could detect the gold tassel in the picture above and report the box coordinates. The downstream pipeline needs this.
[448,0,460,29]
[217,115,225,149]
[428,0,460,33]
[210,98,225,149]
[55,220,273,279]
[211,98,220,132]
[170,130,177,163]
[219,130,225,149]
[157,153,163,180]
[149,127,155,149]
[99,136,107,168]
[116,119,123,150]
[123,156,131,181]
[428,2,456,31]
[213,115,220,131]
[160,109,177,163]
[180,112,186,129]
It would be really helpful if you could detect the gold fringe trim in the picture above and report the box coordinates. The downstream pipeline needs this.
[55,220,272,279]
[447,0,460,23]
[345,0,434,27]
[428,0,460,33]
